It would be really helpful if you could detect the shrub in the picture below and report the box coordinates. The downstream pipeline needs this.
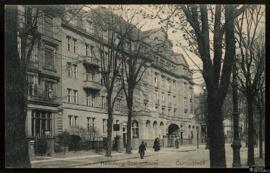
[58,130,71,148]
[69,135,81,151]
[34,136,47,155]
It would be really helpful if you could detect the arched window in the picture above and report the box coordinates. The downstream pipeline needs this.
[132,120,139,138]
[159,122,164,137]
[153,121,158,138]
[146,120,151,139]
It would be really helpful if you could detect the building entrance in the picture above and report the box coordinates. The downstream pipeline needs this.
[167,123,180,147]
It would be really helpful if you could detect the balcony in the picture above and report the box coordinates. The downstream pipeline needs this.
[41,65,60,80]
[83,80,102,91]
[27,87,61,106]
[82,56,99,69]
[168,102,172,108]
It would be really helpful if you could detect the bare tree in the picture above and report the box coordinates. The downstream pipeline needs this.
[5,5,40,167]
[149,4,246,167]
[120,28,153,154]
[255,77,265,159]
[85,6,147,157]
[235,5,265,166]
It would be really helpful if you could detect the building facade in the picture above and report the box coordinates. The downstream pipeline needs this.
[59,6,200,149]
[20,5,200,152]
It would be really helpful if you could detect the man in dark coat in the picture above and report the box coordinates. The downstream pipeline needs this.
[138,141,146,159]
[153,138,160,151]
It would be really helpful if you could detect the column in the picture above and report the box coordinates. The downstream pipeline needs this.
[25,110,32,137]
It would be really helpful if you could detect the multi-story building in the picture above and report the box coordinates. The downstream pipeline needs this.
[19,5,200,152]
[17,5,64,154]
[59,6,200,149]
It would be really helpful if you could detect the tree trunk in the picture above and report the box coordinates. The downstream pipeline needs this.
[105,96,113,157]
[207,96,226,168]
[247,95,255,166]
[126,90,133,154]
[5,6,31,168]
[258,103,263,158]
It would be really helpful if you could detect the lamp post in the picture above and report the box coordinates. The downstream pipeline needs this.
[196,126,199,149]
[231,55,241,167]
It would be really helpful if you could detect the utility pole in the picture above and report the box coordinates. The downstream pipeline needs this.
[196,127,199,149]
[231,55,241,167]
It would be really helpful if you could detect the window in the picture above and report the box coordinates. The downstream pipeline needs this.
[74,115,78,127]
[155,91,159,108]
[87,92,95,107]
[101,96,105,108]
[154,73,158,88]
[87,117,90,131]
[190,98,193,113]
[162,93,165,102]
[67,88,72,103]
[44,81,54,99]
[44,47,54,70]
[132,120,139,138]
[68,115,72,127]
[73,90,78,104]
[168,95,171,107]
[27,75,38,96]
[173,96,176,106]
[90,46,94,57]
[73,38,77,53]
[67,36,71,51]
[85,43,89,56]
[67,62,72,77]
[73,64,78,79]
[184,97,188,113]
[92,118,95,128]
[173,80,176,90]
[161,76,165,88]
[31,111,52,137]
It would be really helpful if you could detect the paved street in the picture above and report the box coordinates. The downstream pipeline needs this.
[31,144,264,168]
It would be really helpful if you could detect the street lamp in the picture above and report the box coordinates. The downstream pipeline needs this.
[196,126,199,149]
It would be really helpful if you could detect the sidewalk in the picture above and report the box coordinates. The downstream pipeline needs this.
[31,144,199,168]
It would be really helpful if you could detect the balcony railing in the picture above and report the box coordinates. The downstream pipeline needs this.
[83,80,102,91]
[27,86,60,105]
[82,56,99,68]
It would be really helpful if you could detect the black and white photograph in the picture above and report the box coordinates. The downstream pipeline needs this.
[4,4,267,169]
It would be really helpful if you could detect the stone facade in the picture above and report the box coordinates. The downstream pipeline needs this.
[20,5,200,152]
[59,7,200,149]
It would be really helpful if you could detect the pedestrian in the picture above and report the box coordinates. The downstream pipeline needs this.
[153,138,160,151]
[138,141,146,159]
[175,138,179,149]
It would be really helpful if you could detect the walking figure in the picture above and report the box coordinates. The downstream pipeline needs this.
[138,141,146,159]
[175,138,179,149]
[153,138,160,151]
